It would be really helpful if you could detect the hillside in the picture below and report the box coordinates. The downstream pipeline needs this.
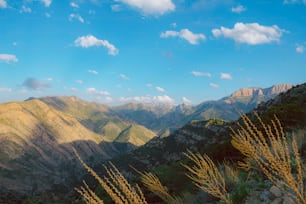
[0,97,156,200]
[105,83,305,202]
[0,99,114,195]
[39,96,156,146]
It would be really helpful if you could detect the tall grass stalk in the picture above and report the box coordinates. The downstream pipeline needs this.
[231,113,305,204]
[182,150,232,204]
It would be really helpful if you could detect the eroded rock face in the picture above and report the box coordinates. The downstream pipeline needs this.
[230,84,293,98]
[231,87,264,97]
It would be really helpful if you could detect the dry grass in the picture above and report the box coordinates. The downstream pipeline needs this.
[73,148,147,204]
[138,170,183,204]
[182,150,232,204]
[231,113,305,204]
[223,162,240,185]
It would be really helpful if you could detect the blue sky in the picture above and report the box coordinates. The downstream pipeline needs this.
[0,0,305,105]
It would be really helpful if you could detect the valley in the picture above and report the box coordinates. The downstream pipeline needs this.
[0,83,304,203]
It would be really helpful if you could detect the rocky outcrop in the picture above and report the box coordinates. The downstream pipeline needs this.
[230,84,293,98]
[231,87,264,97]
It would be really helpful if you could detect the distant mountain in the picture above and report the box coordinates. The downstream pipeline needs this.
[39,96,156,146]
[114,84,293,135]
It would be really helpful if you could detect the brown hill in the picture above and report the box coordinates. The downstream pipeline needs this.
[0,99,115,194]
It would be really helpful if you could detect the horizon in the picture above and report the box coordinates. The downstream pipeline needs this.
[0,0,305,105]
[5,82,298,107]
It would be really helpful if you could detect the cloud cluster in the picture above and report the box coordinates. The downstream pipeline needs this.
[0,0,7,8]
[23,78,50,90]
[120,74,129,80]
[209,83,219,88]
[111,4,122,12]
[76,80,84,84]
[231,5,246,13]
[283,0,306,4]
[70,2,79,8]
[161,29,206,45]
[41,0,52,7]
[120,95,175,104]
[182,96,192,104]
[220,73,232,80]
[212,22,284,45]
[69,14,84,23]
[86,88,110,96]
[0,54,18,63]
[0,87,12,92]
[88,69,98,74]
[296,45,304,53]
[191,71,211,77]
[74,35,119,56]
[21,5,32,13]
[118,0,175,15]
[156,86,165,92]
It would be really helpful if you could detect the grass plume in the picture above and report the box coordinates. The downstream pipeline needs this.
[73,148,147,204]
[231,113,305,204]
[182,150,232,204]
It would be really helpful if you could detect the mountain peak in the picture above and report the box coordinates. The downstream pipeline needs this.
[263,84,293,95]
[230,87,263,97]
[230,84,293,98]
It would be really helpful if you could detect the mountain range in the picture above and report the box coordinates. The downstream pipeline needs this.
[0,83,296,201]
[114,84,293,135]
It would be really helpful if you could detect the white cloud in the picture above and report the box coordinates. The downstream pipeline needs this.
[0,87,12,92]
[220,73,232,80]
[118,0,175,15]
[161,29,206,45]
[76,80,84,84]
[88,69,98,75]
[154,95,174,103]
[86,87,110,96]
[119,95,175,104]
[156,86,165,92]
[171,22,177,28]
[74,35,119,56]
[212,22,284,45]
[0,54,18,63]
[209,83,219,88]
[70,2,79,8]
[20,5,32,13]
[231,5,246,13]
[47,77,53,81]
[146,83,153,87]
[120,74,130,80]
[111,4,122,12]
[70,87,78,92]
[41,0,52,7]
[283,0,306,4]
[182,97,192,104]
[105,96,113,103]
[69,13,84,23]
[0,0,7,8]
[296,45,304,53]
[191,71,211,77]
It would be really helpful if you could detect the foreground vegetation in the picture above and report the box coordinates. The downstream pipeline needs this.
[75,114,305,204]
